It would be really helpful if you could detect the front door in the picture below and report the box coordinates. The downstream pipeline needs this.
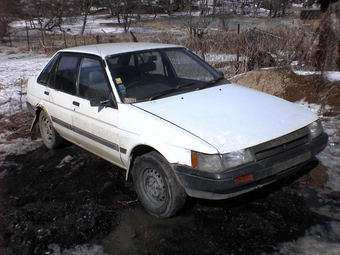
[71,57,123,168]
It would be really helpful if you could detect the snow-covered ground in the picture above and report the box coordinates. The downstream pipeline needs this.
[1,15,340,254]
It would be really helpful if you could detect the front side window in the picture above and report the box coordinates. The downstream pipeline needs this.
[78,57,111,101]
[166,50,218,82]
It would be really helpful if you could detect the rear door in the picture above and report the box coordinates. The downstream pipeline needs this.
[37,54,80,142]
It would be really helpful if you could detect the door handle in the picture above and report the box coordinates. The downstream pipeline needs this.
[44,91,49,95]
[73,101,80,107]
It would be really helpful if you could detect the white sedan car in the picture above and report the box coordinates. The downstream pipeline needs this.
[27,43,328,218]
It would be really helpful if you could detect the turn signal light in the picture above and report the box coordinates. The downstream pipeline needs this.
[234,174,253,184]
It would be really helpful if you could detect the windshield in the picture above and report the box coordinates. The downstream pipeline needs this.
[106,47,228,103]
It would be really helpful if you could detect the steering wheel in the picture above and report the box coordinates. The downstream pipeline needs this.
[126,82,145,89]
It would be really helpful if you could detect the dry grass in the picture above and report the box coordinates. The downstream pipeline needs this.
[132,20,176,31]
[7,18,317,70]
[7,50,19,55]
[294,163,328,189]
[0,111,37,141]
[231,69,340,113]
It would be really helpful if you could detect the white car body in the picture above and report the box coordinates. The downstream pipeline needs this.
[26,43,328,218]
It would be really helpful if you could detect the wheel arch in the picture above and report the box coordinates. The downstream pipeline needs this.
[126,145,158,180]
[125,141,192,181]
[130,148,188,218]
[30,105,45,132]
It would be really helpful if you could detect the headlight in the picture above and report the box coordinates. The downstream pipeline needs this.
[308,120,323,140]
[191,151,223,173]
[191,148,254,173]
[221,149,254,169]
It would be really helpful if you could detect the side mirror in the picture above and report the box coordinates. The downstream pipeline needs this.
[90,98,106,107]
[90,93,118,109]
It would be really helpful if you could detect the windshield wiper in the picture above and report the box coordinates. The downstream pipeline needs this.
[149,82,195,100]
[198,76,225,90]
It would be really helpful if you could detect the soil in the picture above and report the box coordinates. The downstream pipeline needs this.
[231,69,340,112]
[0,144,329,255]
[0,70,339,255]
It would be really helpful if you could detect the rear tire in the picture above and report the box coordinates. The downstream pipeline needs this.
[132,151,187,218]
[39,111,64,149]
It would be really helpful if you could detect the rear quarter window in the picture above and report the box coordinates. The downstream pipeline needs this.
[37,54,58,87]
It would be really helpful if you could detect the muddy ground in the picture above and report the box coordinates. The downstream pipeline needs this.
[0,70,339,255]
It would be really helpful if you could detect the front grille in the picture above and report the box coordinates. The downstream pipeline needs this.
[253,127,310,161]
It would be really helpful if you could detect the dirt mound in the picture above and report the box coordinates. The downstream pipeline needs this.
[230,69,340,112]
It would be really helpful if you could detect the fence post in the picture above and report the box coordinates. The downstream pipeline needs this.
[237,24,240,63]
[63,32,67,48]
[25,21,30,48]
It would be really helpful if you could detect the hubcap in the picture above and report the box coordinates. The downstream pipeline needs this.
[42,117,53,143]
[143,168,166,206]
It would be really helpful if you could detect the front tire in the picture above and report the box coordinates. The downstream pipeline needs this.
[39,111,64,149]
[132,151,187,218]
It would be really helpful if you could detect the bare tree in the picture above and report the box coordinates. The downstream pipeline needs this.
[239,0,250,15]
[104,0,124,21]
[180,0,214,37]
[23,0,74,46]
[0,0,21,39]
[73,0,99,35]
[158,0,179,14]
[263,0,289,17]
[103,0,137,30]
[0,0,9,38]
[251,0,262,16]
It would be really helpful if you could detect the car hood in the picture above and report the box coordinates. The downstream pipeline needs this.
[133,83,317,153]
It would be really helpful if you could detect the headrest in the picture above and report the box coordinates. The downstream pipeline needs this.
[147,55,157,62]
[89,71,105,83]
[139,62,156,73]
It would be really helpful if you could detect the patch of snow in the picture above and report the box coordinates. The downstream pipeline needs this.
[277,222,340,255]
[317,115,340,195]
[294,70,340,82]
[48,244,108,255]
[0,48,49,116]
[0,130,43,161]
[325,72,340,82]
[56,155,74,169]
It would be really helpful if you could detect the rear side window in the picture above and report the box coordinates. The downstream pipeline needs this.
[37,55,58,87]
[55,56,79,95]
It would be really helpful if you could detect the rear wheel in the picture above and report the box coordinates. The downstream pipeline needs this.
[39,111,64,149]
[132,151,187,218]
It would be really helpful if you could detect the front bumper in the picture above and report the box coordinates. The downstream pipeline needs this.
[174,132,328,200]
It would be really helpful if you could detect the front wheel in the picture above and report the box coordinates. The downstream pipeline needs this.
[39,110,65,149]
[132,151,187,218]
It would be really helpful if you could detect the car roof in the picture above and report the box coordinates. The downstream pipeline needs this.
[58,42,185,58]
